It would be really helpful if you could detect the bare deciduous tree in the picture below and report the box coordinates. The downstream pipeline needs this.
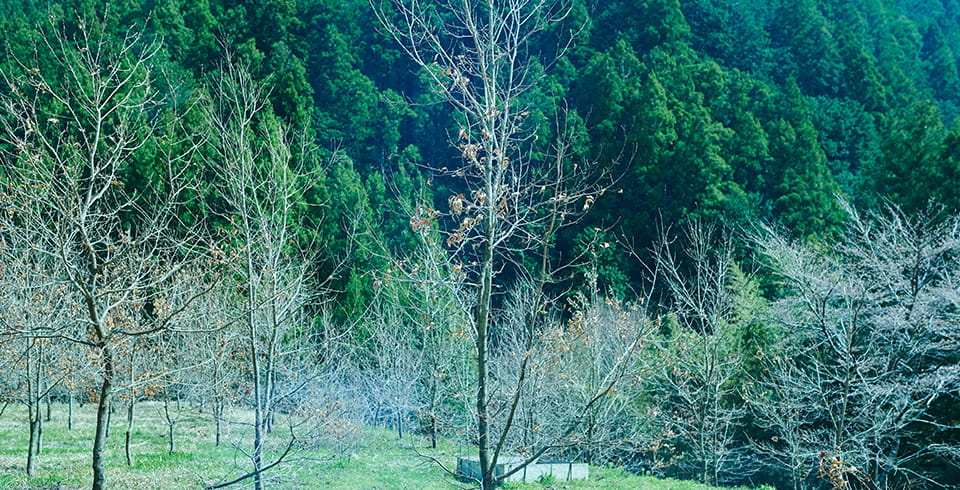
[650,221,748,486]
[183,280,243,448]
[362,232,473,449]
[0,17,210,490]
[752,202,960,488]
[0,242,78,476]
[371,1,640,487]
[203,60,331,490]
[489,286,650,467]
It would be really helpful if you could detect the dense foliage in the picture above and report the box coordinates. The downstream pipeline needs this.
[2,0,955,287]
[0,0,958,489]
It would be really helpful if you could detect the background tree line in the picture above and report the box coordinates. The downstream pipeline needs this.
[0,0,958,489]
[3,0,958,298]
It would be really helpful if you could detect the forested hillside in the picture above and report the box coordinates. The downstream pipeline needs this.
[0,0,958,489]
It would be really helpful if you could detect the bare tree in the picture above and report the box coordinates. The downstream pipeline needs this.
[153,325,207,456]
[553,293,652,466]
[203,60,329,490]
[0,240,80,475]
[488,285,651,467]
[0,17,210,490]
[649,221,748,486]
[362,232,473,448]
[752,202,960,488]
[362,301,427,441]
[182,280,243,448]
[111,305,198,467]
[745,355,823,490]
[371,2,639,486]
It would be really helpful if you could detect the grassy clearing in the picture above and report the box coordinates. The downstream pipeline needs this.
[0,402,763,489]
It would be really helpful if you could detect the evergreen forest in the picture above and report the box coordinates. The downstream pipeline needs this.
[0,0,959,489]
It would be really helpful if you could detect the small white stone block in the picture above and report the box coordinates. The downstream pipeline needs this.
[457,456,589,483]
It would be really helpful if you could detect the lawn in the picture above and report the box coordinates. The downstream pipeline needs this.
[0,402,765,489]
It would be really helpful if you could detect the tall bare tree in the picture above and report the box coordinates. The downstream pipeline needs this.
[372,1,639,487]
[183,280,243,448]
[489,285,651,467]
[203,61,328,490]
[0,17,209,490]
[553,293,652,466]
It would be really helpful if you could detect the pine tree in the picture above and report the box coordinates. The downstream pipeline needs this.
[766,80,843,239]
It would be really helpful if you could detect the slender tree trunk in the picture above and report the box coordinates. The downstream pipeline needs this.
[168,420,176,454]
[396,408,403,440]
[105,404,112,439]
[92,347,114,490]
[476,236,495,490]
[214,398,223,447]
[249,322,265,490]
[245,224,265,490]
[68,392,74,431]
[27,341,40,475]
[45,394,52,422]
[26,413,38,476]
[164,396,177,454]
[430,415,437,449]
[253,404,264,490]
[125,400,135,466]
[37,410,43,455]
[36,341,46,456]
[585,417,595,465]
[249,304,265,490]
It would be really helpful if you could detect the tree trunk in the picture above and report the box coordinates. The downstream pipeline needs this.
[26,415,38,476]
[253,405,264,490]
[430,415,437,449]
[168,420,176,454]
[214,398,223,447]
[251,333,265,490]
[585,417,595,466]
[68,393,74,431]
[92,347,114,490]
[476,222,496,490]
[105,404,112,439]
[27,340,43,474]
[246,238,265,490]
[125,400,136,466]
[396,408,403,440]
[37,410,43,455]
[164,396,177,455]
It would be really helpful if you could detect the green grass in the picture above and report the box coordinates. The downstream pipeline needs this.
[504,466,763,490]
[0,402,765,489]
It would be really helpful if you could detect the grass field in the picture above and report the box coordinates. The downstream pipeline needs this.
[0,401,766,489]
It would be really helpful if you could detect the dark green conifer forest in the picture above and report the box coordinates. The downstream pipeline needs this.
[0,0,959,489]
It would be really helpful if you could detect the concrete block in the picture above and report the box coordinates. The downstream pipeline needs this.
[457,456,588,483]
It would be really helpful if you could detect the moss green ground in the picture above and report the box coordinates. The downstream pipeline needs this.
[0,402,764,489]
